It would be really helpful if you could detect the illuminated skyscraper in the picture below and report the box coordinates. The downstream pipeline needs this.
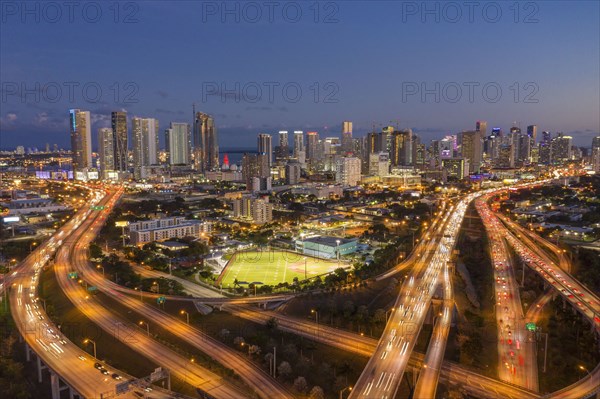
[166,122,190,165]
[390,129,412,166]
[476,121,487,137]
[461,131,483,173]
[69,109,92,171]
[111,111,128,172]
[527,125,538,142]
[257,133,273,167]
[341,121,353,154]
[275,130,290,160]
[193,112,219,173]
[306,131,319,163]
[98,127,115,180]
[132,117,159,179]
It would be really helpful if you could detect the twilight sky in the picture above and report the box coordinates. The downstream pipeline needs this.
[1,0,598,150]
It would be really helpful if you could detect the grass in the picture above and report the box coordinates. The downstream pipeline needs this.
[217,249,341,287]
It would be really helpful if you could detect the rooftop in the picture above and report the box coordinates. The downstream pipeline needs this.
[302,236,357,247]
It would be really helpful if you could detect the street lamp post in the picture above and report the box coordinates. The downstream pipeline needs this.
[83,338,96,358]
[139,320,149,336]
[96,264,104,277]
[304,257,307,280]
[579,365,591,376]
[153,281,160,294]
[311,309,319,336]
[336,239,341,264]
[385,307,395,322]
[135,287,143,301]
[339,386,352,399]
[180,310,190,324]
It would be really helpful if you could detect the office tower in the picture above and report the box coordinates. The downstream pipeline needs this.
[460,131,483,173]
[366,132,379,155]
[193,112,219,173]
[390,129,413,166]
[111,111,128,172]
[242,153,269,190]
[293,131,304,155]
[257,133,273,167]
[440,135,456,159]
[132,117,159,179]
[53,144,58,153]
[592,136,600,172]
[275,130,290,160]
[341,121,353,154]
[527,125,538,143]
[166,122,190,165]
[550,134,572,164]
[496,144,514,168]
[538,142,551,165]
[306,131,319,163]
[542,131,551,143]
[45,143,50,153]
[69,109,92,171]
[15,146,24,155]
[98,128,115,180]
[517,133,532,165]
[336,157,361,186]
[476,121,487,137]
[442,158,466,179]
[285,161,302,185]
[368,152,390,177]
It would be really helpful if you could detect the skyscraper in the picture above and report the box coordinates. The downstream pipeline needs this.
[550,134,572,164]
[461,130,483,173]
[592,136,600,172]
[166,122,190,165]
[527,125,538,143]
[390,129,413,166]
[306,131,319,163]
[193,112,219,173]
[257,133,273,167]
[341,121,353,154]
[336,157,361,186]
[275,130,290,160]
[242,153,269,191]
[69,109,92,171]
[476,121,487,137]
[111,111,128,172]
[98,127,114,180]
[132,117,159,179]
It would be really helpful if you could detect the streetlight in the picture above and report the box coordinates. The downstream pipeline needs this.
[83,338,96,358]
[96,264,104,277]
[180,310,190,324]
[579,365,591,376]
[311,309,319,336]
[336,239,341,263]
[304,257,307,280]
[385,307,395,322]
[339,386,352,399]
[134,286,143,301]
[153,281,160,294]
[139,320,149,336]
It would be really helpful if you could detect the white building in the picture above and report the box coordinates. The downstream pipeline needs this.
[232,195,273,225]
[132,117,159,179]
[128,216,211,245]
[336,156,361,186]
[368,152,390,178]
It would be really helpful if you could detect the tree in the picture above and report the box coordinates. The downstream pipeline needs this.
[293,376,308,393]
[342,300,355,318]
[373,308,386,323]
[278,361,292,377]
[309,386,325,399]
[266,317,278,331]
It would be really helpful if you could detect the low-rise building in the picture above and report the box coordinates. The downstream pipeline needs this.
[128,216,212,245]
[295,236,358,259]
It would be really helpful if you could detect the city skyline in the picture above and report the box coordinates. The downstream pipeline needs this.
[1,2,599,149]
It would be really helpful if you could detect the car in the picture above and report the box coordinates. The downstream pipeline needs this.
[111,373,122,380]
[94,362,102,370]
[100,368,109,375]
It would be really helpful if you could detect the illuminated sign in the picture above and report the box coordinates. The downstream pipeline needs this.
[3,216,19,223]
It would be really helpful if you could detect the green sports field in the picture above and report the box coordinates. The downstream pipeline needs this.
[217,249,341,287]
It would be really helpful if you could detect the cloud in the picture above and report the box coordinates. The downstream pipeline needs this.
[155,90,169,99]
[7,113,17,121]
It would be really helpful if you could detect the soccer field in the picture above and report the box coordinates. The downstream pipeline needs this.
[217,249,341,287]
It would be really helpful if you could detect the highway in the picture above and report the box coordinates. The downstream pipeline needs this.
[476,197,538,391]
[349,195,472,399]
[412,258,453,399]
[57,188,294,399]
[5,187,168,399]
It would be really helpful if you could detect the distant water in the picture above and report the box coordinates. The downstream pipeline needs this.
[219,147,257,166]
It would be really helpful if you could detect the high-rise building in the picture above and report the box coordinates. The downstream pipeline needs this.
[341,121,353,154]
[442,158,467,179]
[98,128,115,180]
[275,130,290,160]
[242,153,269,190]
[293,131,304,155]
[111,111,128,172]
[285,161,302,185]
[257,133,273,167]
[232,195,273,225]
[461,131,483,173]
[306,131,319,163]
[496,144,514,168]
[69,109,92,171]
[538,142,551,165]
[368,152,390,177]
[366,132,379,155]
[132,117,159,179]
[550,134,572,164]
[166,122,190,165]
[193,112,219,173]
[542,131,551,144]
[336,156,361,186]
[390,129,412,166]
[476,121,487,137]
[527,125,538,143]
[592,136,600,172]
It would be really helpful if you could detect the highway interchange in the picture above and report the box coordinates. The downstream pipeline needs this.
[3,176,599,399]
